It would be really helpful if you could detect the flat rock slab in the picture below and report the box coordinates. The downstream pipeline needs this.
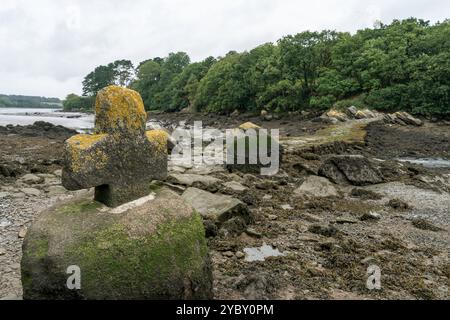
[168,173,221,187]
[19,174,44,185]
[222,181,248,193]
[46,185,67,196]
[182,187,250,225]
[20,188,41,197]
[294,175,338,198]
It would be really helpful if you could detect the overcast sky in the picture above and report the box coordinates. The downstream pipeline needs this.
[0,0,448,99]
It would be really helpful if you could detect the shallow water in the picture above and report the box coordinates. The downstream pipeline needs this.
[397,158,450,168]
[0,107,94,131]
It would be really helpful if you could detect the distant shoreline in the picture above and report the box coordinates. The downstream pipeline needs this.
[0,106,61,109]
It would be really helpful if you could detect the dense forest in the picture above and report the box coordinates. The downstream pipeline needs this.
[0,94,61,109]
[66,18,450,116]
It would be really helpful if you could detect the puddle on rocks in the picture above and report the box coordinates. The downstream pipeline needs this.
[397,158,450,168]
[243,244,285,262]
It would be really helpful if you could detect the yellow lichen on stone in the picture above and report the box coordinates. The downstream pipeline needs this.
[66,134,109,173]
[355,110,368,119]
[239,122,261,130]
[67,134,108,150]
[326,109,347,119]
[95,86,147,135]
[146,130,169,154]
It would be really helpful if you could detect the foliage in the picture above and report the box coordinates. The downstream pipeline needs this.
[82,60,136,96]
[63,94,94,112]
[0,94,61,108]
[79,18,450,116]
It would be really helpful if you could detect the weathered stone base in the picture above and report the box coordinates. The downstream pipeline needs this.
[21,187,212,300]
[94,181,151,208]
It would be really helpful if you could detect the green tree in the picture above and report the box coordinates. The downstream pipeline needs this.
[63,94,94,112]
[82,60,135,96]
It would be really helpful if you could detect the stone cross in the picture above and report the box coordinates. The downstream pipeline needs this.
[62,86,168,207]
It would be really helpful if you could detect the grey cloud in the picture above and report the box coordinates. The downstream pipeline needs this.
[0,0,448,98]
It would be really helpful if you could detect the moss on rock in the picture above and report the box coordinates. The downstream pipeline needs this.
[21,187,212,300]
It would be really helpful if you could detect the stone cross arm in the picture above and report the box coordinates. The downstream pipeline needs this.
[62,86,168,208]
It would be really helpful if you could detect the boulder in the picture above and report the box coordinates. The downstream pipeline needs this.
[354,109,376,119]
[238,122,261,130]
[53,169,62,177]
[46,185,67,196]
[260,110,272,121]
[394,112,423,126]
[21,188,41,196]
[294,175,338,198]
[222,181,248,194]
[313,115,339,124]
[21,187,212,300]
[20,174,44,185]
[318,155,383,186]
[346,106,358,117]
[230,109,240,117]
[167,173,221,188]
[325,110,348,122]
[182,187,250,227]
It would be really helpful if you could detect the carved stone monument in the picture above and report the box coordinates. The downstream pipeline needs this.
[21,86,212,300]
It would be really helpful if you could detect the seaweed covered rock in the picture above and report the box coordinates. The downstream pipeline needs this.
[21,187,213,300]
[383,112,423,126]
[318,155,383,186]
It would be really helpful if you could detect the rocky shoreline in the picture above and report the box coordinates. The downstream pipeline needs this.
[1,115,449,300]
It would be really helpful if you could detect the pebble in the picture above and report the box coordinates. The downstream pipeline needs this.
[18,227,27,239]
[235,251,245,259]
[268,214,278,220]
[0,187,57,298]
[223,251,234,258]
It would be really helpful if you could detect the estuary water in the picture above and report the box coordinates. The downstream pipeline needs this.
[0,108,94,131]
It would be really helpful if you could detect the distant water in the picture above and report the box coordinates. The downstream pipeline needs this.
[0,108,94,132]
[397,157,450,168]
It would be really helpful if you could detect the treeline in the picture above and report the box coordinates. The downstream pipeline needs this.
[0,94,61,108]
[72,18,450,116]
